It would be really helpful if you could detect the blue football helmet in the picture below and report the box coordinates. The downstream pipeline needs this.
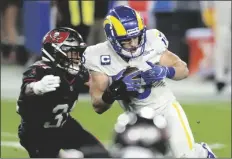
[103,5,146,59]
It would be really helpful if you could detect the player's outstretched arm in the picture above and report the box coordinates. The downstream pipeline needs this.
[89,71,112,114]
[159,50,189,80]
[24,75,60,95]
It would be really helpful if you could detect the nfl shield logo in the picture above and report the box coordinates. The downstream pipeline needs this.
[70,86,74,91]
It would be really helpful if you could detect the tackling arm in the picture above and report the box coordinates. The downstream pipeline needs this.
[22,66,60,96]
[21,67,38,96]
[159,50,189,80]
[25,75,60,95]
[24,82,37,95]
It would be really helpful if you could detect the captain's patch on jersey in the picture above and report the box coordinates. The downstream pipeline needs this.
[101,55,111,65]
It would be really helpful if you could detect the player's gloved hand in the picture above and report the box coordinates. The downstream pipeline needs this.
[32,75,60,95]
[122,70,142,92]
[112,68,142,92]
[102,69,126,104]
[141,61,175,85]
[102,69,141,104]
[76,64,89,84]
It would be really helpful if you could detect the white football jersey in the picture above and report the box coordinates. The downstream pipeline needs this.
[84,29,176,110]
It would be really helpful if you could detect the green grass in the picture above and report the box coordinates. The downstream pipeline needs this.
[1,100,231,158]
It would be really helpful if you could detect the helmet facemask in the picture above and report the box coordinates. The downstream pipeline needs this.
[117,29,146,58]
[55,43,86,75]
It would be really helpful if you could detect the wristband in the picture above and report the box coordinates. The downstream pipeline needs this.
[166,67,175,79]
[102,90,115,104]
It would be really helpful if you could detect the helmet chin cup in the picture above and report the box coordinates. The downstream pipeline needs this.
[65,63,80,75]
[67,67,79,75]
[56,62,80,75]
[120,46,144,58]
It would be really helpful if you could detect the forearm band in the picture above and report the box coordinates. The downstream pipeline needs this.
[167,67,176,79]
[102,90,115,105]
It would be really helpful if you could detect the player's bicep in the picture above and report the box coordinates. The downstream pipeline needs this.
[21,67,38,92]
[152,30,186,67]
[159,50,185,67]
[22,67,37,83]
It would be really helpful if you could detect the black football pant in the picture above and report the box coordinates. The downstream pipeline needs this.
[18,117,110,158]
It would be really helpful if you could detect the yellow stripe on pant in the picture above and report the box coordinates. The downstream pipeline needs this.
[69,1,81,26]
[172,102,193,150]
[69,0,94,26]
[82,0,94,26]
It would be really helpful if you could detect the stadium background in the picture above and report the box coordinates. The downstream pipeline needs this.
[1,0,231,158]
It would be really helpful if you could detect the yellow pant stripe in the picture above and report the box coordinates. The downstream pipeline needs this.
[82,0,94,26]
[172,103,193,150]
[69,1,81,26]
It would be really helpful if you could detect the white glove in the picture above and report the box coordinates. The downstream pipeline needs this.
[32,75,60,95]
[59,149,84,158]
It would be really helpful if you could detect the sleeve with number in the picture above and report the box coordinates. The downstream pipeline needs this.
[20,61,53,95]
[83,46,103,73]
[145,29,169,64]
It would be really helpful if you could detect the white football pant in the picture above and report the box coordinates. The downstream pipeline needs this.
[149,101,210,158]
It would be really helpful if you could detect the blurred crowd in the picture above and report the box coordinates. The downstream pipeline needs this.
[0,1,203,64]
[0,0,231,89]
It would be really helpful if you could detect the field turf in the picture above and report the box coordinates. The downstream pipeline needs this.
[1,100,231,158]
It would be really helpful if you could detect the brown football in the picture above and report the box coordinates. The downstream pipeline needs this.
[122,67,141,79]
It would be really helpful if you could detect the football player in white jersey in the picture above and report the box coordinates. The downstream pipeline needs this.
[83,5,216,158]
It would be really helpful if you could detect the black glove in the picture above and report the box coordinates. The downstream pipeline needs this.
[102,79,127,104]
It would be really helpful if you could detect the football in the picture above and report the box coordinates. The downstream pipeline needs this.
[122,67,141,80]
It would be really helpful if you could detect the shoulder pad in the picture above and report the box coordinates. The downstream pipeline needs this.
[147,29,169,49]
[22,65,37,82]
[32,61,52,69]
[146,29,169,55]
[83,42,110,73]
[23,61,53,82]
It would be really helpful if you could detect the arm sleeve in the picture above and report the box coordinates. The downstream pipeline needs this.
[83,47,104,73]
[20,66,38,94]
[152,29,169,52]
[148,29,169,64]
